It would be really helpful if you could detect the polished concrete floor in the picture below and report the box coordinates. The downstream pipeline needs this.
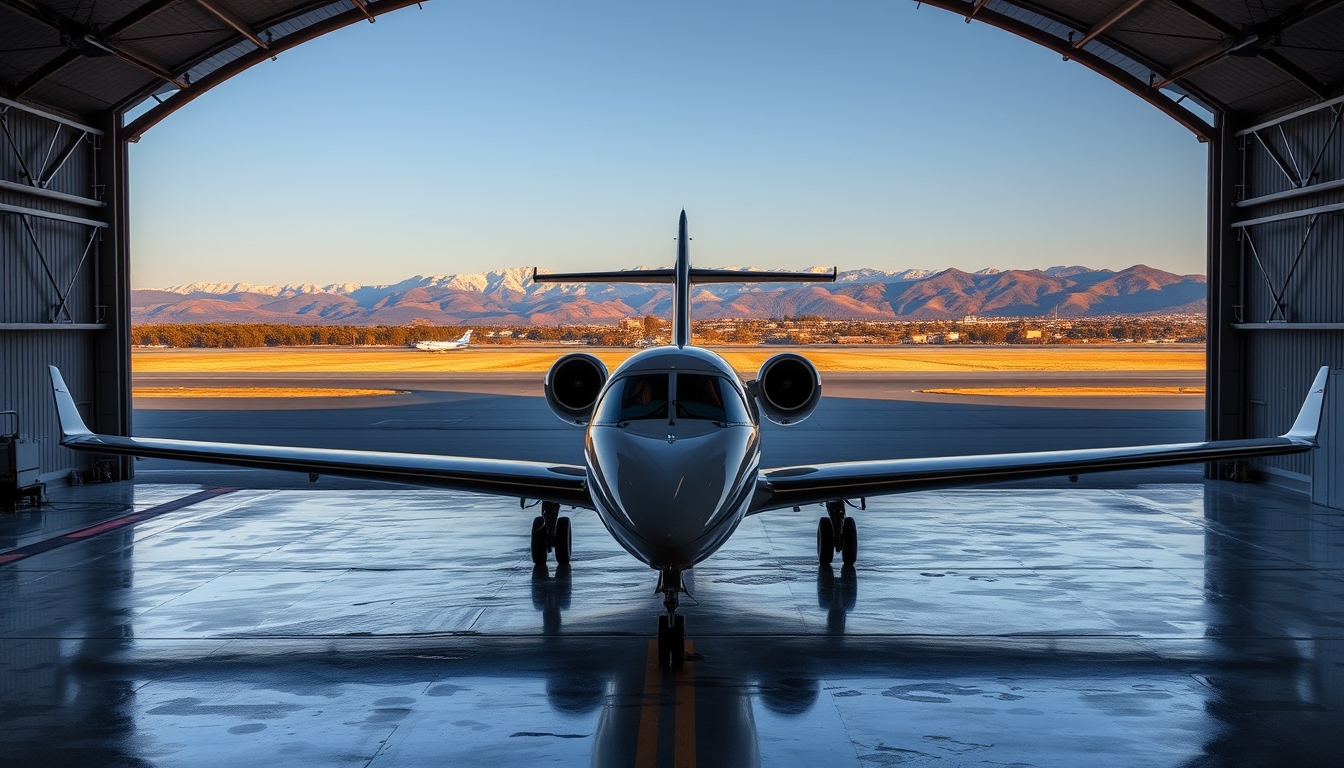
[2,377,1338,766]
[2,476,1341,766]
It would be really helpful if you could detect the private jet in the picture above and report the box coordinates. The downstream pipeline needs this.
[411,330,472,351]
[49,211,1328,668]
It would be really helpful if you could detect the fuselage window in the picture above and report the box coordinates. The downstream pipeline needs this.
[676,374,751,423]
[596,373,669,422]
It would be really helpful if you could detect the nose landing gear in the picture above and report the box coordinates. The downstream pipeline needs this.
[656,569,687,668]
[817,500,858,566]
[530,501,572,565]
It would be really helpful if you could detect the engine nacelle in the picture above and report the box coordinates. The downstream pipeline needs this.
[753,352,821,425]
[545,353,609,425]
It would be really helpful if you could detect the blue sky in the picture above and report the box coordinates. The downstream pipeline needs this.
[129,0,1209,288]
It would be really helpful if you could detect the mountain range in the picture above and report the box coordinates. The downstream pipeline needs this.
[131,265,1206,325]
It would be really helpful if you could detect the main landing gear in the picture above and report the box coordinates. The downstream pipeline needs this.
[817,499,858,566]
[656,569,687,668]
[530,501,572,565]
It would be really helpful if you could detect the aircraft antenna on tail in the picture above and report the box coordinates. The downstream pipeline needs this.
[531,212,838,347]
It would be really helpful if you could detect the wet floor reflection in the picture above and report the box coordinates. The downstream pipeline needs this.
[816,564,857,633]
[531,563,572,635]
[1,482,1341,766]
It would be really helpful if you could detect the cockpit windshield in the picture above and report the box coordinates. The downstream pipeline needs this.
[594,371,751,425]
[676,374,750,423]
[596,373,668,423]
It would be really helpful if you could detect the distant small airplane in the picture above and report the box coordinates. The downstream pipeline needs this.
[410,330,472,352]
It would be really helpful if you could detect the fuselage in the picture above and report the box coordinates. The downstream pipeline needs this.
[584,345,761,570]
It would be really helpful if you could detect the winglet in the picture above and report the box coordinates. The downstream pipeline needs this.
[1284,366,1330,442]
[48,365,92,442]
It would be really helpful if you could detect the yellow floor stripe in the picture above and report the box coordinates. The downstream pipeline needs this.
[634,640,662,768]
[674,639,696,768]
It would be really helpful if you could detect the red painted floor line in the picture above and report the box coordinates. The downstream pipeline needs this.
[0,487,236,566]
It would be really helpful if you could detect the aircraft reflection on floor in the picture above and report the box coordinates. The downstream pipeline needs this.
[2,481,1342,766]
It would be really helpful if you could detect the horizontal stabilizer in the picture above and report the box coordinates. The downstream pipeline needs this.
[531,267,837,285]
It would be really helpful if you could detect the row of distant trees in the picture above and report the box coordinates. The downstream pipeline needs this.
[131,316,1205,348]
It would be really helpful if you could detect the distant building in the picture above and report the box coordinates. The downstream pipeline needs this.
[1024,329,1043,340]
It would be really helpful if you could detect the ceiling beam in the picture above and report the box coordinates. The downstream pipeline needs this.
[0,0,61,29]
[125,0,425,141]
[80,37,189,89]
[192,0,268,50]
[349,0,376,23]
[996,0,1224,110]
[914,0,1214,139]
[9,50,79,99]
[1073,0,1149,49]
[2,0,184,99]
[1159,0,1338,99]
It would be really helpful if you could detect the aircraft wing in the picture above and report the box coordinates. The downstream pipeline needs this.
[750,366,1329,513]
[48,367,591,508]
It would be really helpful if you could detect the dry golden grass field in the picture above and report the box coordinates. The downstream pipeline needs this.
[922,386,1205,397]
[131,345,1204,374]
[134,387,405,398]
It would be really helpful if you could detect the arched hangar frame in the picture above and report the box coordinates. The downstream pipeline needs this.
[1,0,1342,498]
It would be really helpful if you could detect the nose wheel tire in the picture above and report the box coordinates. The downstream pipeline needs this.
[657,614,686,668]
[530,516,548,565]
[554,516,573,564]
[816,517,835,566]
[841,517,858,565]
[531,515,573,565]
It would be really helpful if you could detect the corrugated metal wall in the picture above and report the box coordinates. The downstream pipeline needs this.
[1,103,105,481]
[1233,99,1344,493]
[0,333,96,479]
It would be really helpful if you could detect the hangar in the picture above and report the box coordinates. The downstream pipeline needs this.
[1,0,1341,498]
[0,1,1342,764]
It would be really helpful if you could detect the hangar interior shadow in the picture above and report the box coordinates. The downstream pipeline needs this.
[2,463,1339,766]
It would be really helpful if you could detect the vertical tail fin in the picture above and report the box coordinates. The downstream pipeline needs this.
[673,210,691,346]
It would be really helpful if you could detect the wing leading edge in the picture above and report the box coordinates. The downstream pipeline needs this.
[49,367,591,507]
[752,366,1331,513]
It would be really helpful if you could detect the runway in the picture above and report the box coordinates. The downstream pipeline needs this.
[4,370,1340,766]
[129,370,1205,476]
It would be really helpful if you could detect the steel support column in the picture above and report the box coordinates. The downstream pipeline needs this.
[94,114,132,479]
[1206,112,1245,479]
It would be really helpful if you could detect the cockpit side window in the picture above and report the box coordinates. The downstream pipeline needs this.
[594,373,669,423]
[676,374,751,423]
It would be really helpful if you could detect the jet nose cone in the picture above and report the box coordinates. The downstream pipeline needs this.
[588,424,757,568]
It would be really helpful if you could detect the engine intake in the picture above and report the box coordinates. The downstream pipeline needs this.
[754,352,821,425]
[545,353,609,425]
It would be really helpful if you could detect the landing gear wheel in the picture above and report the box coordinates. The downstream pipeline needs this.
[530,516,548,565]
[554,517,573,564]
[841,517,858,565]
[658,614,686,668]
[817,517,835,566]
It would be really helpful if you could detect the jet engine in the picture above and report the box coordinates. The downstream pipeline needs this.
[753,352,821,425]
[545,353,609,425]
